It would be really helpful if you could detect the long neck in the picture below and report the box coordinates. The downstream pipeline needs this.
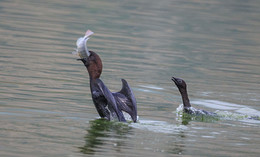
[86,51,102,80]
[179,88,191,108]
[87,66,102,80]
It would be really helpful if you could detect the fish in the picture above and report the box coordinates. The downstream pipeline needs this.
[72,29,94,59]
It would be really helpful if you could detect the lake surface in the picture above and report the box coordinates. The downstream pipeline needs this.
[1,0,260,156]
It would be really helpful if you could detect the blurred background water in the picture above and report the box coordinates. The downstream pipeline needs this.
[0,0,260,156]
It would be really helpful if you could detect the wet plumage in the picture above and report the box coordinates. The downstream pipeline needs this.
[74,30,137,122]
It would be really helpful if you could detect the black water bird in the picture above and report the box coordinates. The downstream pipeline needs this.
[172,77,216,116]
[73,30,137,122]
[172,77,260,122]
[78,52,137,122]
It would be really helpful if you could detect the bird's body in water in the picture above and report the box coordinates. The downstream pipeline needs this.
[74,30,137,122]
[79,51,137,122]
[172,77,260,121]
[172,77,217,116]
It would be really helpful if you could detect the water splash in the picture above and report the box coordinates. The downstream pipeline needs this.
[176,104,220,124]
[176,100,260,123]
[191,100,244,110]
[215,110,260,121]
[130,119,188,134]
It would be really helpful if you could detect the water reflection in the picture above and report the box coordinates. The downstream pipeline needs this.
[1,0,260,156]
[178,113,220,125]
[79,119,132,155]
[167,131,186,155]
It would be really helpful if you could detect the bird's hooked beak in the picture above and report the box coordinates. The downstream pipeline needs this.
[172,77,178,84]
[77,58,89,67]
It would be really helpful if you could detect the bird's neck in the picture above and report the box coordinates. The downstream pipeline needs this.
[180,88,191,108]
[86,51,102,80]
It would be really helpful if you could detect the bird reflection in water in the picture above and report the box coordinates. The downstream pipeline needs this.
[79,119,132,155]
[167,131,186,155]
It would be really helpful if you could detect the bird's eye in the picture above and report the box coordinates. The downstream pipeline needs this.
[178,80,182,83]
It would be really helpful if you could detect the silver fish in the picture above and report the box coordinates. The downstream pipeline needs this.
[72,29,94,59]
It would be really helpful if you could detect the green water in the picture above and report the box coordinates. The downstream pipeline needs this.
[1,0,260,156]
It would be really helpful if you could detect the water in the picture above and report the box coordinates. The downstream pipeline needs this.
[0,0,260,156]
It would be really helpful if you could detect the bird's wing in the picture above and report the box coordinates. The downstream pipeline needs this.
[96,79,126,122]
[117,79,137,122]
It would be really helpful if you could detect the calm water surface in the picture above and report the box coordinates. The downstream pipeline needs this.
[1,0,260,156]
